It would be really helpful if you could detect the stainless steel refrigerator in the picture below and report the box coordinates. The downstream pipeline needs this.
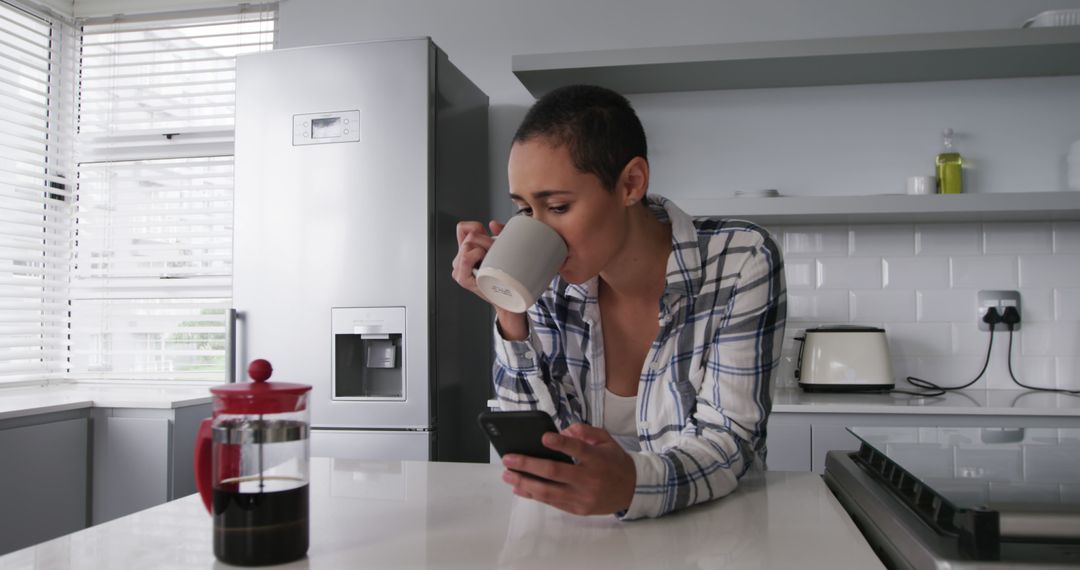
[233,38,491,462]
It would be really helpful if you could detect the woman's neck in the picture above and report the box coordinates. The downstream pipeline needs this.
[598,203,672,302]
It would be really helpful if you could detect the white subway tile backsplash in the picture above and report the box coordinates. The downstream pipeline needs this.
[916,223,981,256]
[1046,322,1080,355]
[783,258,816,289]
[1019,289,1054,322]
[891,357,915,386]
[851,290,915,322]
[906,355,989,388]
[951,256,1019,289]
[1020,255,1080,288]
[984,223,1053,254]
[787,290,849,322]
[783,226,848,257]
[1053,222,1080,254]
[1020,323,1053,356]
[1054,357,1080,391]
[883,257,950,289]
[1003,356,1056,391]
[887,323,952,356]
[772,219,1080,402]
[1054,288,1080,321]
[849,224,915,256]
[951,323,993,355]
[918,290,976,323]
[817,257,881,289]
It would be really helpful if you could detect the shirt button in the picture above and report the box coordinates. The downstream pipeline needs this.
[522,351,534,359]
[649,361,662,371]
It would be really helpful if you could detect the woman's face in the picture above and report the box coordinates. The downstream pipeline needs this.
[507,139,628,285]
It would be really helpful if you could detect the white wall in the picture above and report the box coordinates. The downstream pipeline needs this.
[274,0,1080,390]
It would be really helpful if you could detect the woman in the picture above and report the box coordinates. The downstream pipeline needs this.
[452,85,786,520]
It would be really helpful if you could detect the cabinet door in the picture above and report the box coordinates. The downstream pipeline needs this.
[95,417,170,524]
[811,424,862,474]
[0,418,89,555]
[766,422,812,471]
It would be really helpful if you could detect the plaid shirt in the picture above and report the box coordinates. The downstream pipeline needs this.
[492,195,787,520]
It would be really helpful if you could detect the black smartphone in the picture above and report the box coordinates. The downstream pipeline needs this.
[477,410,574,466]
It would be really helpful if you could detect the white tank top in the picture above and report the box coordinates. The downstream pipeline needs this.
[603,389,640,452]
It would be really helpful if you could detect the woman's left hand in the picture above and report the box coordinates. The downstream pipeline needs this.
[500,423,636,516]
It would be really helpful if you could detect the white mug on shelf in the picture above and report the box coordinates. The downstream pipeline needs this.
[906,175,936,195]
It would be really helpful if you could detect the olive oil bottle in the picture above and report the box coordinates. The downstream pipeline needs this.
[936,128,963,194]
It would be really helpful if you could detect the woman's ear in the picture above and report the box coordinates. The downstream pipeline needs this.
[619,157,649,206]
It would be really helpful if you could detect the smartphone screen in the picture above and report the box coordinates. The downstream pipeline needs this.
[477,410,574,465]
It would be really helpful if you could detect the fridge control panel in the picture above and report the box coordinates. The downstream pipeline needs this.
[292,110,361,146]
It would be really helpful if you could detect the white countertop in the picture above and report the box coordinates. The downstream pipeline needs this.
[0,457,883,569]
[773,387,1080,416]
[0,384,212,421]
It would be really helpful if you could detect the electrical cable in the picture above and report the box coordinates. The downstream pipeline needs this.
[1001,308,1080,395]
[892,308,1000,398]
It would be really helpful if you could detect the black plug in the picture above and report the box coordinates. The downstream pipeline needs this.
[982,306,1002,328]
[1001,306,1020,330]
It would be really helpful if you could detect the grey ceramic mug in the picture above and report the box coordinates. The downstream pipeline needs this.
[474,215,568,313]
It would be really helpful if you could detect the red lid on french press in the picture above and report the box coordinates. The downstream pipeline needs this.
[210,359,312,415]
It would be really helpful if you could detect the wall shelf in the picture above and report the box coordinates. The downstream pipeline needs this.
[513,27,1080,96]
[676,191,1080,226]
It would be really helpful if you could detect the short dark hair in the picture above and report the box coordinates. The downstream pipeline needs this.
[513,85,647,191]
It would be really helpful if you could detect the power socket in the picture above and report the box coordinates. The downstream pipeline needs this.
[977,290,1021,331]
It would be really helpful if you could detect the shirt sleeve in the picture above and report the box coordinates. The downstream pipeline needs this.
[491,298,565,423]
[620,231,786,520]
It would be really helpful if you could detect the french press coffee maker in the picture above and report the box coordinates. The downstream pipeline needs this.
[195,359,312,566]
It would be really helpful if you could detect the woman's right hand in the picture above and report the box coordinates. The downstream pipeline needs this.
[452,219,529,340]
[452,219,504,301]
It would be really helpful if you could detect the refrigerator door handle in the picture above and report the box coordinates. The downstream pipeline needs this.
[226,308,243,383]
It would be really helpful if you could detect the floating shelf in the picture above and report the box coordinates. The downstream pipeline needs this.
[676,191,1080,226]
[513,27,1080,96]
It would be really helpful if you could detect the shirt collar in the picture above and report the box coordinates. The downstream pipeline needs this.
[557,194,702,311]
[653,195,702,307]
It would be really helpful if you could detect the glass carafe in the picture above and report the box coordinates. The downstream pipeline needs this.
[195,359,312,566]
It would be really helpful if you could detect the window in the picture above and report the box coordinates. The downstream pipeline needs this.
[0,0,74,384]
[70,5,275,380]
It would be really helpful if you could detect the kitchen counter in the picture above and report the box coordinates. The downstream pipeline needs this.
[769,387,1080,473]
[0,384,212,421]
[0,457,883,569]
[773,387,1080,416]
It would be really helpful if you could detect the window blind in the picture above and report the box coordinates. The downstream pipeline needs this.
[0,0,75,384]
[71,5,274,380]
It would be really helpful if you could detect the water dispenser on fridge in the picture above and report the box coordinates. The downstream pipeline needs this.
[332,308,405,400]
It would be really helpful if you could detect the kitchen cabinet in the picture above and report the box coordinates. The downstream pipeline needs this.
[513,27,1080,97]
[0,386,212,553]
[90,403,212,524]
[0,410,90,555]
[764,419,812,471]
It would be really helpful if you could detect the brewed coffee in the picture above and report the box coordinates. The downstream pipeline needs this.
[212,484,309,566]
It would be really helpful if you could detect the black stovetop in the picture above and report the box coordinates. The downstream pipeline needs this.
[849,426,1080,512]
